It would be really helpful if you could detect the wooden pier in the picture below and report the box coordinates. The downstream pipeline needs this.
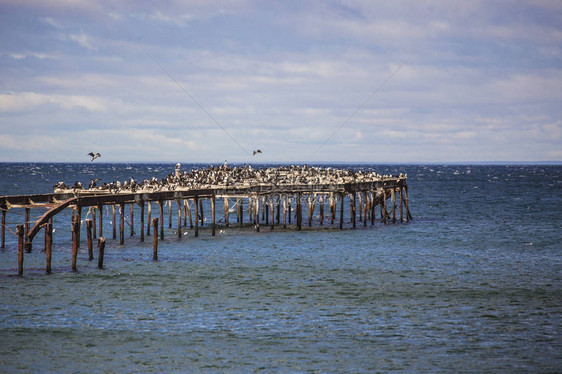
[0,165,411,275]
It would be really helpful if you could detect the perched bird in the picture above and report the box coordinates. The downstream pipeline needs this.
[253,149,262,156]
[88,152,101,161]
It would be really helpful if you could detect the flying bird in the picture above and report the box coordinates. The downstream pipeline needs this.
[88,152,101,161]
[253,150,262,156]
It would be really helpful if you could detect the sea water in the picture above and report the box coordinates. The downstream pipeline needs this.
[0,163,560,373]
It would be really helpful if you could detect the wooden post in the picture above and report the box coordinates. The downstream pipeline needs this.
[152,218,158,261]
[363,192,367,228]
[159,200,164,240]
[45,223,52,274]
[211,196,216,236]
[97,237,106,269]
[194,197,199,237]
[92,207,97,240]
[236,198,240,223]
[130,204,134,236]
[199,199,204,226]
[398,187,404,222]
[339,193,344,230]
[255,195,260,232]
[183,199,187,227]
[17,225,24,276]
[112,205,116,240]
[261,196,266,222]
[72,215,79,272]
[168,200,172,228]
[297,193,302,230]
[239,198,243,228]
[319,195,324,226]
[1,208,6,249]
[224,197,229,227]
[391,188,396,223]
[308,194,313,227]
[177,199,182,239]
[352,192,356,229]
[261,196,266,226]
[404,185,412,221]
[147,201,152,236]
[371,191,376,226]
[119,203,125,244]
[381,188,388,223]
[283,195,287,228]
[330,192,336,225]
[86,219,93,261]
[270,196,274,230]
[140,201,145,242]
[358,192,363,222]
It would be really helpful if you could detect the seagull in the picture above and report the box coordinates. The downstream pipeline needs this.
[253,149,262,156]
[88,152,101,161]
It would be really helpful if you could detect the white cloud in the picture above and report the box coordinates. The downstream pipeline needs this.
[67,31,97,50]
[0,92,109,112]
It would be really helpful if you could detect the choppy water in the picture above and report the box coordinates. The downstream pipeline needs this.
[0,163,561,373]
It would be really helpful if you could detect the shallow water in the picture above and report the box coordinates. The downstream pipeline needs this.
[1,163,561,372]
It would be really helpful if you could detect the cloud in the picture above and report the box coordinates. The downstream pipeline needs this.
[67,31,97,50]
[0,92,109,112]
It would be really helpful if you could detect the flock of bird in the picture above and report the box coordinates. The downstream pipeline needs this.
[53,163,406,194]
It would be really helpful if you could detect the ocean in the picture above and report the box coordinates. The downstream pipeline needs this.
[0,162,560,373]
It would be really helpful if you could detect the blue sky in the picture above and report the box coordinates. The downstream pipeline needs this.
[1,0,561,163]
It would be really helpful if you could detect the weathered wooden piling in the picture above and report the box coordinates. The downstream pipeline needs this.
[119,203,125,244]
[152,217,158,261]
[130,203,134,236]
[339,193,344,230]
[297,193,302,230]
[140,201,145,242]
[45,222,52,274]
[71,215,79,272]
[239,198,243,228]
[98,204,103,238]
[86,219,93,261]
[211,195,216,236]
[194,197,199,237]
[308,194,313,227]
[177,199,182,239]
[97,237,105,269]
[168,200,172,228]
[270,197,275,230]
[255,195,260,232]
[17,224,24,276]
[112,205,117,240]
[146,201,152,236]
[224,197,229,227]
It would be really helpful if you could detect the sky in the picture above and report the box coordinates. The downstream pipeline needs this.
[0,0,561,163]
